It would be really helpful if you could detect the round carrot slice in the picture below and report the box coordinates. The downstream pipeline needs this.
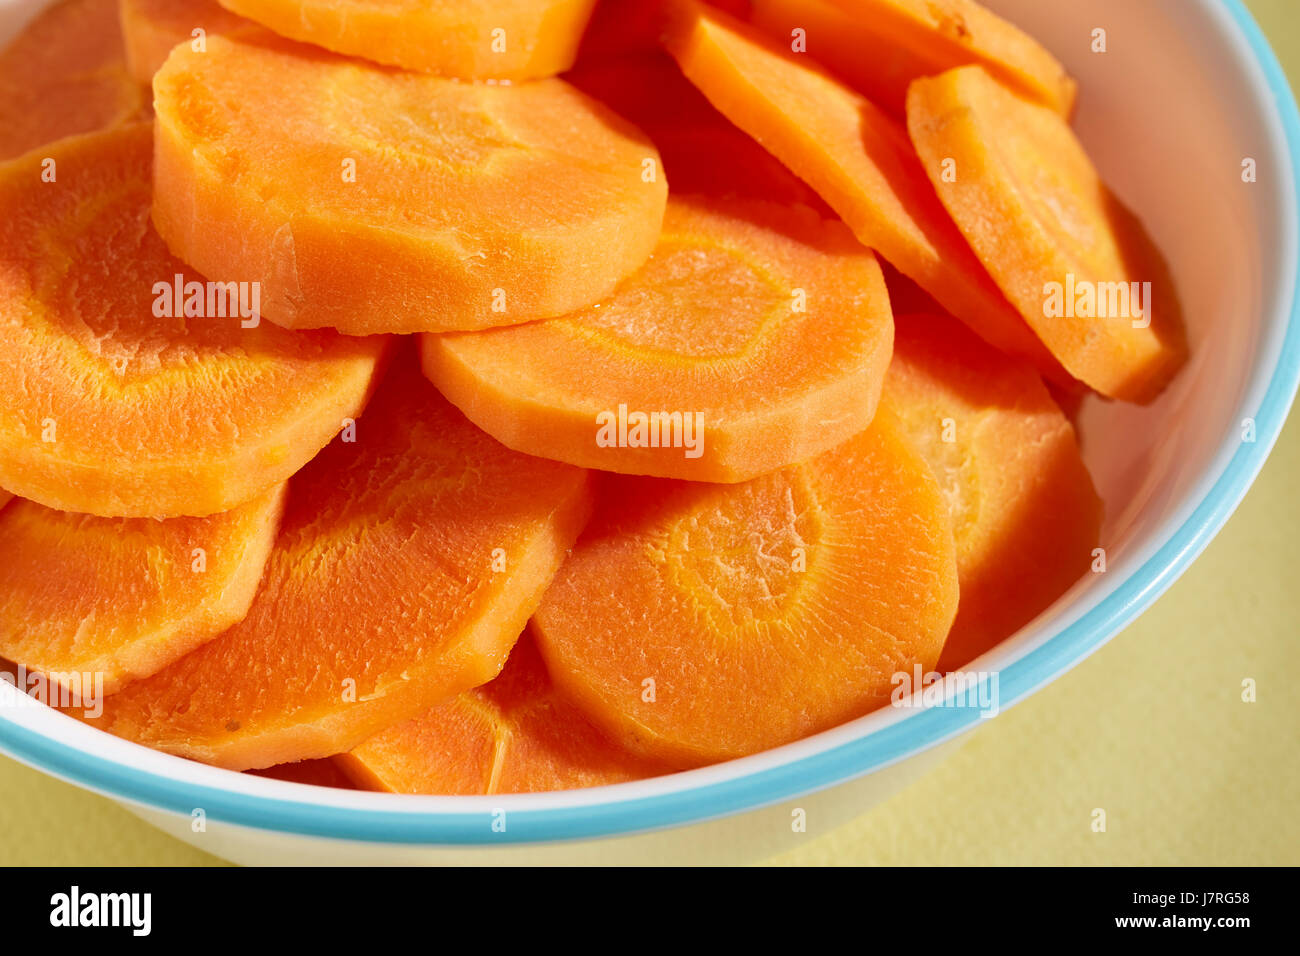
[660,0,1069,384]
[340,631,668,794]
[422,196,894,483]
[91,353,596,771]
[532,407,959,766]
[0,124,389,518]
[150,31,666,334]
[0,0,147,161]
[216,0,597,79]
[885,313,1102,670]
[0,484,285,696]
[907,66,1187,402]
[750,0,1076,118]
[119,0,252,83]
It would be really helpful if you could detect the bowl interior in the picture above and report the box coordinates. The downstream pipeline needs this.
[0,0,1295,840]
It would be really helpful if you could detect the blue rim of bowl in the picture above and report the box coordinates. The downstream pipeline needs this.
[2,0,1299,847]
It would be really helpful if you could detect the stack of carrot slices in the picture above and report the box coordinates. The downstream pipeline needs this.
[0,0,1185,792]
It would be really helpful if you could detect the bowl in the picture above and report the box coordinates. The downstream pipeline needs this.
[1,0,1297,865]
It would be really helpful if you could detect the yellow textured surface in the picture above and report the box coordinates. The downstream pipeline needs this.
[0,0,1297,866]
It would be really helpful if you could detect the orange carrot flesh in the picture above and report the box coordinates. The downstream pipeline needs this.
[150,31,667,334]
[88,353,595,771]
[532,407,959,767]
[907,66,1187,402]
[119,0,252,83]
[660,0,1070,384]
[885,313,1102,670]
[566,53,829,207]
[422,196,894,483]
[0,124,389,518]
[248,759,357,789]
[0,0,148,161]
[339,632,669,794]
[751,0,1075,117]
[0,485,285,695]
[216,0,598,79]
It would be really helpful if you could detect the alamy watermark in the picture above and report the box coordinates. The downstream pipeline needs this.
[0,664,104,718]
[595,404,704,459]
[891,664,1000,719]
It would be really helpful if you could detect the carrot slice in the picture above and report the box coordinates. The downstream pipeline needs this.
[89,352,596,770]
[532,407,959,766]
[339,631,668,794]
[749,0,1075,117]
[0,484,285,695]
[215,0,597,79]
[422,196,894,483]
[0,124,388,518]
[0,0,147,161]
[885,313,1101,670]
[566,54,829,207]
[660,0,1069,384]
[150,31,666,334]
[119,0,252,83]
[907,66,1188,402]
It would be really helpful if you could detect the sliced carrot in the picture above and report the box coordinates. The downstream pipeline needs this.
[150,31,666,334]
[660,0,1069,384]
[0,484,285,695]
[907,66,1188,402]
[340,631,668,794]
[567,54,829,207]
[0,0,147,161]
[423,196,894,483]
[215,0,598,79]
[249,759,357,789]
[0,124,388,518]
[89,352,596,770]
[885,313,1101,670]
[119,0,252,83]
[750,0,1075,117]
[532,407,959,766]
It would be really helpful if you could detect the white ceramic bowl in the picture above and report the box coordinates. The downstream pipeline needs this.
[1,0,1298,865]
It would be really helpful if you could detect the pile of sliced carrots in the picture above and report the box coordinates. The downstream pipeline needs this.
[0,0,1184,793]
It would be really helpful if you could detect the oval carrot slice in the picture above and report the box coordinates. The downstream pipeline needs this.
[907,66,1188,402]
[339,631,668,794]
[150,31,666,334]
[216,0,598,79]
[0,124,388,518]
[660,0,1069,384]
[532,407,959,766]
[0,0,147,161]
[89,352,596,771]
[423,196,894,483]
[119,0,252,83]
[750,0,1075,117]
[0,484,285,696]
[885,313,1101,670]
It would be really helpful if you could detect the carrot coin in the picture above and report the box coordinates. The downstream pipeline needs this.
[0,484,285,695]
[340,631,668,794]
[0,124,389,517]
[885,313,1102,670]
[532,407,959,766]
[119,0,252,83]
[90,353,596,770]
[151,31,667,334]
[907,66,1187,401]
[661,0,1068,383]
[422,196,894,483]
[217,0,598,79]
[0,0,147,161]
[750,0,1076,117]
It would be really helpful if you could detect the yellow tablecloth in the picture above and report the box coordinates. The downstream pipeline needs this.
[1,0,1297,867]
